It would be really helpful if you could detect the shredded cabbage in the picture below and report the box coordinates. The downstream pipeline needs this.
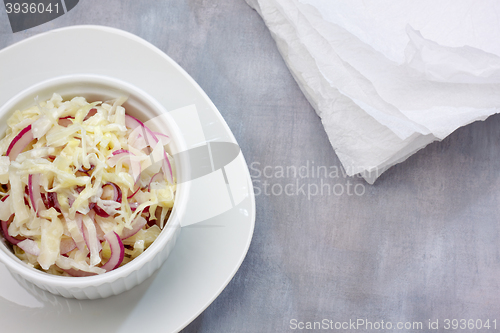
[0,93,176,276]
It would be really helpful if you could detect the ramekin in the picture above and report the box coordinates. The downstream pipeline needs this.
[0,74,189,299]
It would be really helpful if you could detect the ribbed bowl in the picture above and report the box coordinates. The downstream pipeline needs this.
[0,74,189,299]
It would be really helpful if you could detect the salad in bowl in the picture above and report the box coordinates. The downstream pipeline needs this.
[0,74,189,299]
[0,93,175,276]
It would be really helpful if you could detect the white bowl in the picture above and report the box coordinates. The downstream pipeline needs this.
[0,74,190,299]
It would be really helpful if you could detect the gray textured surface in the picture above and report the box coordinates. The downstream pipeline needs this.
[1,1,500,332]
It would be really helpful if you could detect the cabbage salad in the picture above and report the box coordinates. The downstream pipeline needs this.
[0,93,176,276]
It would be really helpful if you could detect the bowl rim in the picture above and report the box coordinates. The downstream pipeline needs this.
[0,73,190,288]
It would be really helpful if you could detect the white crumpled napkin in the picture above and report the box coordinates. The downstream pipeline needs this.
[246,0,500,183]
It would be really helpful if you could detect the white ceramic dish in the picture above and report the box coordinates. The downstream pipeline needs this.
[0,74,190,299]
[0,26,255,332]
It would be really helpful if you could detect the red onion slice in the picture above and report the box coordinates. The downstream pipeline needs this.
[6,124,34,161]
[120,216,147,240]
[148,172,164,191]
[146,213,157,227]
[112,149,130,156]
[162,152,174,184]
[63,268,97,277]
[78,164,95,173]
[93,205,110,218]
[60,237,76,255]
[144,131,160,148]
[1,214,23,245]
[124,115,159,147]
[93,183,122,218]
[129,202,139,211]
[41,193,49,210]
[83,108,97,121]
[57,116,74,127]
[124,114,143,131]
[44,192,61,213]
[17,239,40,256]
[102,182,122,203]
[128,128,149,150]
[100,231,124,271]
[153,132,170,145]
[127,184,141,199]
[0,196,24,245]
[28,174,44,216]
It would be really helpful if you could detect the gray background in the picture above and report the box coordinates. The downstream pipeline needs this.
[1,0,500,332]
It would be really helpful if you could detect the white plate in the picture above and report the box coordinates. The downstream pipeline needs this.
[0,26,255,332]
